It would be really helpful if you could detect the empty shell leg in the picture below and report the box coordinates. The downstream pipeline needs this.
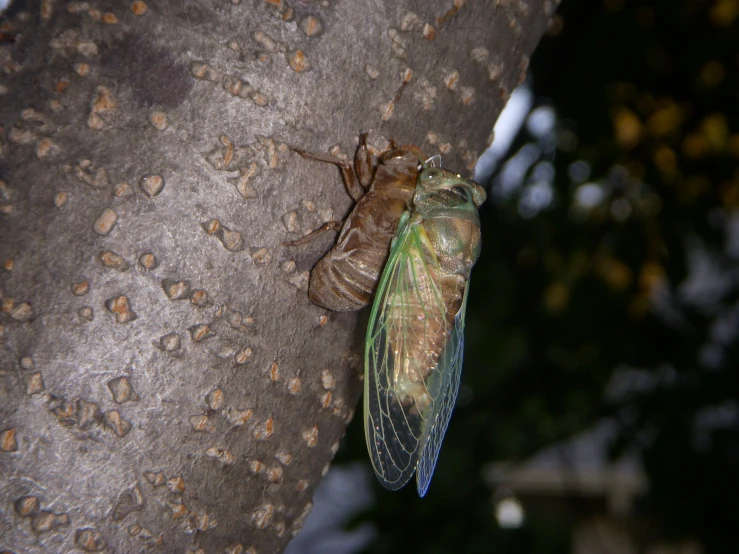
[282,220,343,246]
[291,146,365,201]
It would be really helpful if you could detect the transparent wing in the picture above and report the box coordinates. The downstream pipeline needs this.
[364,215,466,495]
[415,282,468,496]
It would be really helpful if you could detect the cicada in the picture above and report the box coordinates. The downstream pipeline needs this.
[364,166,485,496]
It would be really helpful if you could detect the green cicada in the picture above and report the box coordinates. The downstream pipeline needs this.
[364,165,485,496]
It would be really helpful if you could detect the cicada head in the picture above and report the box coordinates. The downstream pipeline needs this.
[381,145,428,168]
[413,167,487,217]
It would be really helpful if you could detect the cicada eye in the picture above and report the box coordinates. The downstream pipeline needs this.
[421,168,443,181]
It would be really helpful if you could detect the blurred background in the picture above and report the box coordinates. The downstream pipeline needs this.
[289,0,739,552]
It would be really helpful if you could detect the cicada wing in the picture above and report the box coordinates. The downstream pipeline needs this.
[364,216,449,492]
[415,282,468,497]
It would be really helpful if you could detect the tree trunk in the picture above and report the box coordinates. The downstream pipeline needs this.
[0,0,556,551]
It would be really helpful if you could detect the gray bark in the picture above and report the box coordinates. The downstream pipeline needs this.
[0,0,556,552]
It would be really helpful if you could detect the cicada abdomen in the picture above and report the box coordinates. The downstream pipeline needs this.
[289,135,427,312]
[365,167,486,496]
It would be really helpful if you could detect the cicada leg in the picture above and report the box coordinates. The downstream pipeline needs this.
[285,133,378,247]
[282,220,342,247]
[291,134,372,201]
[354,133,375,189]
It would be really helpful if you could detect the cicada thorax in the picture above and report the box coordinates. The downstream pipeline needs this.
[308,145,425,312]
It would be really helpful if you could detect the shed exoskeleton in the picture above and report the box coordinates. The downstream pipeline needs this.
[287,134,427,311]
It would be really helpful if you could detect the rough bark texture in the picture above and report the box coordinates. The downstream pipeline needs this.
[0,0,556,552]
